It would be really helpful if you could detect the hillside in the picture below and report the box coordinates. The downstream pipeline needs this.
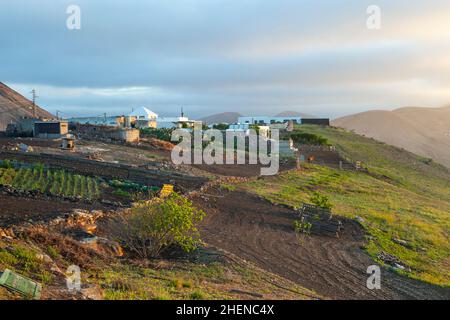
[0,82,54,131]
[199,112,242,125]
[333,106,450,168]
[242,125,450,287]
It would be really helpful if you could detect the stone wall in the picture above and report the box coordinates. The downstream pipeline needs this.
[73,124,140,143]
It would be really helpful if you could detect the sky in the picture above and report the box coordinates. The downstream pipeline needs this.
[1,0,450,119]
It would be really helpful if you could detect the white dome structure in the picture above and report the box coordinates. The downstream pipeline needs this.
[128,107,158,120]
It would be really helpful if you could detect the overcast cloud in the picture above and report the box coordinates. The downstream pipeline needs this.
[1,0,450,119]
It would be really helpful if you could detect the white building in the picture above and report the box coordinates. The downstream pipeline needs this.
[157,116,190,129]
[238,116,301,125]
[128,107,158,121]
[226,123,270,138]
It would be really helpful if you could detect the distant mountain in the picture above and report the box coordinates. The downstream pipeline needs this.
[199,112,242,125]
[275,110,316,118]
[333,106,450,168]
[0,82,54,131]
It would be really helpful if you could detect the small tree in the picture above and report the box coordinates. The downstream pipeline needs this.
[109,193,206,258]
[294,219,312,245]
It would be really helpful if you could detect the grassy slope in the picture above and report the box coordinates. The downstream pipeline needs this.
[0,235,318,300]
[242,125,450,286]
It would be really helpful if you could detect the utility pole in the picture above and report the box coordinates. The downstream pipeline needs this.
[30,89,38,118]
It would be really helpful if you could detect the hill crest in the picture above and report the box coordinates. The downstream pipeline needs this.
[0,82,54,131]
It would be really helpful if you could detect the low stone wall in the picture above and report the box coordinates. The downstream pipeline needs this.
[73,124,140,143]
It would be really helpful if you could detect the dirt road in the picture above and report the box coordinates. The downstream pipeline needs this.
[196,190,450,300]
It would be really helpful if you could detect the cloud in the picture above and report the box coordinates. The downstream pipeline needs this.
[1,0,450,118]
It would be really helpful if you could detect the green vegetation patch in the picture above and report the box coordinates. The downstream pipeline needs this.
[289,131,331,146]
[0,164,101,200]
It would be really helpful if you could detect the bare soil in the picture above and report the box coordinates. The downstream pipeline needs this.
[195,189,450,300]
[0,193,109,227]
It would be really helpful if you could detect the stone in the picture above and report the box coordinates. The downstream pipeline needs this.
[80,284,104,300]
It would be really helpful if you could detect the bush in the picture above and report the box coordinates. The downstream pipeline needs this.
[294,220,312,235]
[309,192,333,210]
[140,128,174,142]
[289,131,330,146]
[109,193,206,258]
[113,188,132,198]
[0,159,13,169]
[212,123,229,130]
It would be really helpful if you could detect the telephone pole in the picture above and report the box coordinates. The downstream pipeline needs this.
[30,89,38,118]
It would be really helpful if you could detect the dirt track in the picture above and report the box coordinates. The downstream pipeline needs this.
[196,190,450,300]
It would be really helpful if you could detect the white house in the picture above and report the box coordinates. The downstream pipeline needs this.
[127,107,202,129]
[128,107,158,120]
[157,116,190,129]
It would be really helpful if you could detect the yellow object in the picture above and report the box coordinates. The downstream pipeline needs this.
[160,184,174,198]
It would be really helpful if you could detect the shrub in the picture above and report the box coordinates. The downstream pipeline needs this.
[190,289,206,300]
[294,219,313,245]
[289,131,330,146]
[212,123,229,130]
[0,159,13,169]
[309,192,333,210]
[140,128,174,142]
[294,220,312,235]
[109,193,206,258]
[113,188,132,198]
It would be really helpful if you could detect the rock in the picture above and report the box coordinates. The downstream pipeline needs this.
[80,284,104,300]
[36,253,54,264]
[355,216,365,223]
[393,238,412,248]
[394,263,406,271]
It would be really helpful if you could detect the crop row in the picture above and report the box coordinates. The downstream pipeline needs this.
[0,167,101,200]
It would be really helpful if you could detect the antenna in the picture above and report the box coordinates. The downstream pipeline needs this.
[30,89,38,118]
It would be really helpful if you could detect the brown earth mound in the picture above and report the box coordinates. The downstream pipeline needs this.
[0,82,54,131]
[333,106,450,168]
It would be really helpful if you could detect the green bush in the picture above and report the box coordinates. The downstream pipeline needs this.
[0,159,13,169]
[289,131,330,146]
[294,220,312,235]
[113,188,132,198]
[309,192,333,210]
[109,193,206,258]
[140,128,174,142]
[212,123,229,130]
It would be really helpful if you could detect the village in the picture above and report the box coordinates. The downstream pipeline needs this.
[0,83,448,302]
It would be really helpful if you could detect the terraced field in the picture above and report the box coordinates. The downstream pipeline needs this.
[0,165,101,200]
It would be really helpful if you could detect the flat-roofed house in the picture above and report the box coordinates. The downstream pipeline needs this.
[34,121,69,139]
